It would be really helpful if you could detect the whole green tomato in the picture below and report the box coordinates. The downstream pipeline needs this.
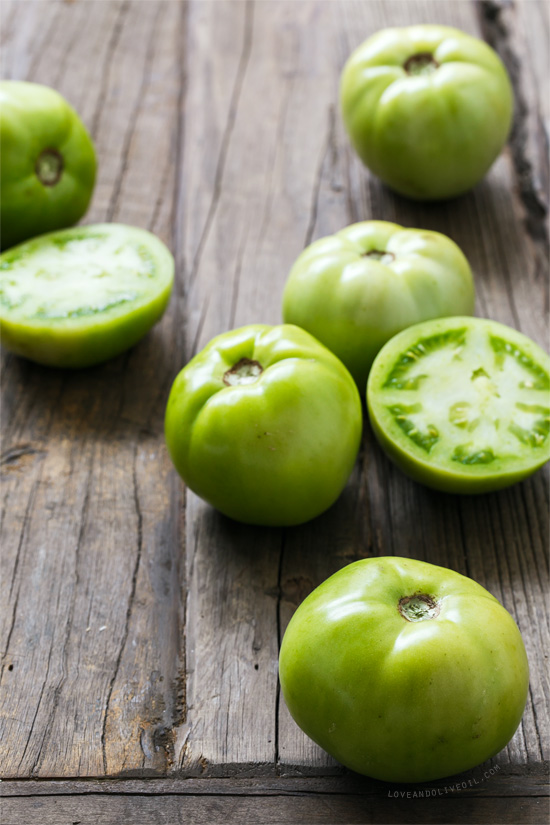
[279,556,529,783]
[282,221,474,389]
[0,81,96,250]
[165,324,362,526]
[340,25,513,200]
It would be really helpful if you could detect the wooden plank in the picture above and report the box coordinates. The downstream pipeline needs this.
[3,770,549,825]
[174,0,282,774]
[1,0,186,779]
[1,792,548,825]
[2,760,548,795]
[0,0,548,785]
[178,0,350,774]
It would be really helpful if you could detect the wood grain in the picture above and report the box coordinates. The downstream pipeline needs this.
[0,3,548,809]
[3,765,548,825]
[1,0,187,779]
[1,792,547,825]
[4,759,548,794]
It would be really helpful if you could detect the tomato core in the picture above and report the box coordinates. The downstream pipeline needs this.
[398,594,440,622]
[35,149,64,186]
[223,358,263,386]
[404,53,439,76]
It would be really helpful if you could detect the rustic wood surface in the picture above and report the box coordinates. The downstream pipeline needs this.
[1,767,549,824]
[1,0,548,822]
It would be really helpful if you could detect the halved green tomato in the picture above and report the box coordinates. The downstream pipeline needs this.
[0,224,174,368]
[367,317,550,492]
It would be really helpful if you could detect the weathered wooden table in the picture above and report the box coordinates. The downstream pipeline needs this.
[1,1,548,822]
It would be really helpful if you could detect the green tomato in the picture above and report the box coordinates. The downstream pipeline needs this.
[0,224,174,368]
[282,221,474,390]
[367,317,550,493]
[340,25,513,200]
[0,81,96,250]
[165,324,362,526]
[279,556,529,783]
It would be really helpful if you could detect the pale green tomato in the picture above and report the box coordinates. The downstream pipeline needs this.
[279,556,529,783]
[367,317,550,492]
[282,221,474,390]
[340,25,513,199]
[165,324,362,526]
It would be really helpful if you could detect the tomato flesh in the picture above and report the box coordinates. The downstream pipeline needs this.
[0,224,174,368]
[367,318,550,492]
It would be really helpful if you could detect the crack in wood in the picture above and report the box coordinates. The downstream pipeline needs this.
[228,225,249,330]
[190,296,211,358]
[188,1,255,291]
[89,0,129,139]
[169,1,190,307]
[255,75,297,251]
[0,444,47,468]
[478,0,549,251]
[4,479,38,629]
[100,445,144,774]
[25,3,64,80]
[27,467,94,777]
[16,628,56,774]
[106,4,162,223]
[303,105,335,249]
[274,531,286,771]
[52,0,90,89]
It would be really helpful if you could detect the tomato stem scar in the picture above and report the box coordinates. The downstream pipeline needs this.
[398,594,440,622]
[36,149,64,186]
[363,249,395,264]
[404,53,439,76]
[223,358,264,386]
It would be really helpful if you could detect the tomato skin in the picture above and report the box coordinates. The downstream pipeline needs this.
[340,25,513,200]
[282,221,474,390]
[279,556,529,783]
[165,324,362,526]
[0,81,96,250]
[366,317,550,493]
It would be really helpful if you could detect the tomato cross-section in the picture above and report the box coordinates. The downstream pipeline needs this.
[367,317,550,492]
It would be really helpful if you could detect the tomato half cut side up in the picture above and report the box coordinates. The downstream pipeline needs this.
[0,223,174,368]
[367,317,550,492]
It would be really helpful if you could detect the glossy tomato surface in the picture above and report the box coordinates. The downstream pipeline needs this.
[279,556,529,783]
[367,317,550,492]
[0,224,174,368]
[282,221,474,389]
[340,26,513,199]
[165,324,362,526]
[0,81,96,249]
